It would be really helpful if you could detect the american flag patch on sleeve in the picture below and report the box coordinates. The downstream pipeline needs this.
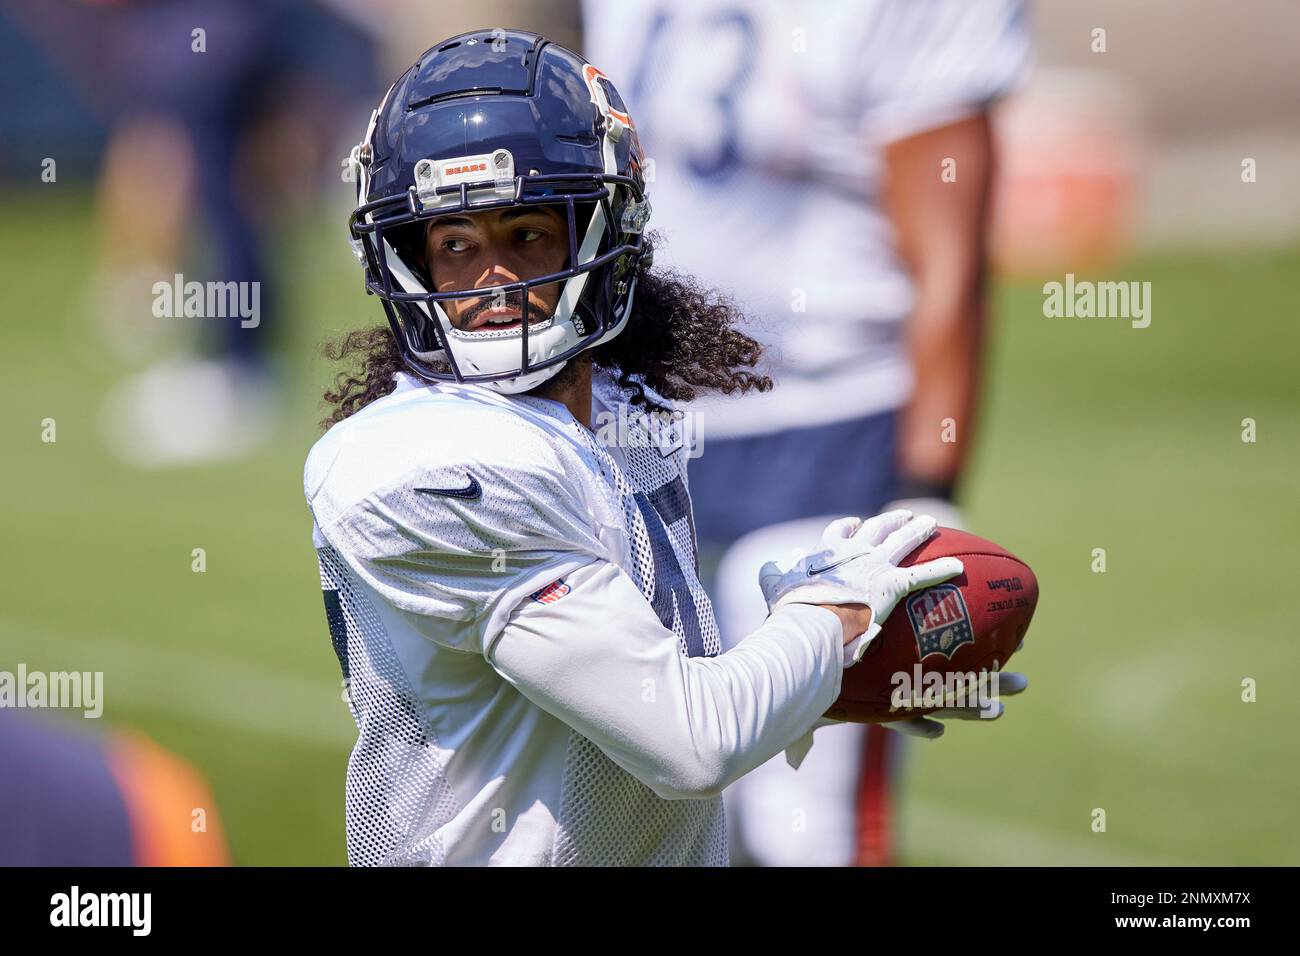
[529,578,570,605]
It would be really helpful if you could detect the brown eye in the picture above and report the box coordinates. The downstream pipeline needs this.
[442,238,472,253]
[518,228,544,243]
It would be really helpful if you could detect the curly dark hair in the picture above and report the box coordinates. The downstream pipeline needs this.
[320,234,773,428]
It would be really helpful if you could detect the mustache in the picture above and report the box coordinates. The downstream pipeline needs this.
[457,289,553,325]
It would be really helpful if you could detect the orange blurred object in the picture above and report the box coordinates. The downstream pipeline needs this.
[990,69,1144,278]
[107,730,232,866]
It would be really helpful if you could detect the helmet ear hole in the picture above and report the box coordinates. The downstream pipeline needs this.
[389,221,431,286]
[574,201,597,234]
[567,201,599,269]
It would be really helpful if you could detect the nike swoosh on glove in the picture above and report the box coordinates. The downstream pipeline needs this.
[758,510,965,665]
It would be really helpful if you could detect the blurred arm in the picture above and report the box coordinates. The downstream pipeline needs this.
[884,113,996,493]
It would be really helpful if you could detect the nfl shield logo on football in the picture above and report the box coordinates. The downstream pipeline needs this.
[906,585,975,660]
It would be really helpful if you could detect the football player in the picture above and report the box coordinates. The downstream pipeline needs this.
[305,30,993,866]
[583,0,1033,865]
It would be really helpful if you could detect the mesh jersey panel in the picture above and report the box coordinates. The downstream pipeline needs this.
[312,372,727,866]
[319,545,458,866]
[551,387,725,866]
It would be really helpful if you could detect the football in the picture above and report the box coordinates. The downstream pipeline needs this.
[828,528,1039,723]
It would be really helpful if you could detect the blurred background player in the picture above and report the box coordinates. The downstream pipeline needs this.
[583,0,1032,865]
[2,0,377,466]
[0,711,230,865]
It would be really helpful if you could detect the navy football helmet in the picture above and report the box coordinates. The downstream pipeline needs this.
[346,29,651,393]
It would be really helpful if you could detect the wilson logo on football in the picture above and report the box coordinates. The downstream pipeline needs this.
[906,585,974,660]
[529,579,571,605]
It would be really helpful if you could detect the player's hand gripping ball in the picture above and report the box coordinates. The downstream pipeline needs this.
[830,527,1037,723]
[758,511,966,645]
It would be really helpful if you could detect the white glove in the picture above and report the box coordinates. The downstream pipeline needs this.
[758,510,964,664]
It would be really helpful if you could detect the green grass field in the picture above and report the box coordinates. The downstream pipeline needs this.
[2,191,1296,865]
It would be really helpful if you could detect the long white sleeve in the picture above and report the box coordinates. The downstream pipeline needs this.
[486,559,844,801]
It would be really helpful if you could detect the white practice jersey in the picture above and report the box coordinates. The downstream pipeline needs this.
[583,0,1031,437]
[304,368,846,865]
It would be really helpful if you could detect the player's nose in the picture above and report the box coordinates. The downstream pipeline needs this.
[475,263,523,289]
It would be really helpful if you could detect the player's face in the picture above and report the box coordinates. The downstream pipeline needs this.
[424,206,569,333]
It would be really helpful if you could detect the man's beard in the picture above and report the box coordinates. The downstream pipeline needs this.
[445,287,592,399]
[527,350,593,400]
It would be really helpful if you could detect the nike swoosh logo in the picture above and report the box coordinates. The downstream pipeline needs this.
[807,554,863,576]
[415,474,482,500]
